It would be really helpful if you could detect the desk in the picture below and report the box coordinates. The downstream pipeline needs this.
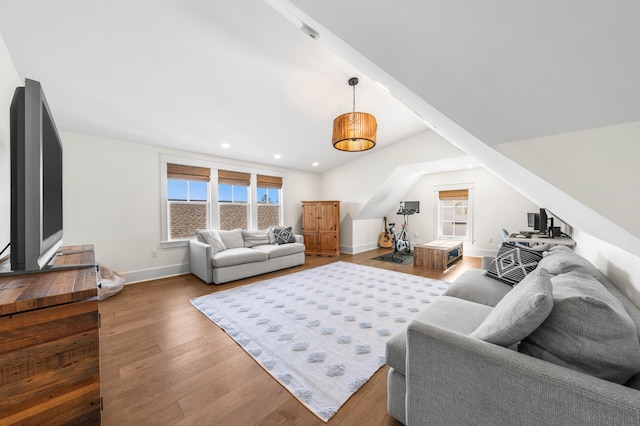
[507,233,576,247]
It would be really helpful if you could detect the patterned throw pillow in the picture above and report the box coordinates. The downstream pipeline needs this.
[273,227,296,245]
[194,229,226,254]
[487,243,543,286]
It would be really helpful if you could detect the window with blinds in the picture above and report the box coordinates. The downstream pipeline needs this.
[439,189,469,238]
[161,159,284,240]
[218,169,250,230]
[166,163,211,239]
[256,174,282,229]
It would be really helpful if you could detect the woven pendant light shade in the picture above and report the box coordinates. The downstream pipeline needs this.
[332,77,377,152]
[332,112,377,151]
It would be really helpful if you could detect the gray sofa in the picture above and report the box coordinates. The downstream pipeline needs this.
[189,227,305,284]
[386,245,640,425]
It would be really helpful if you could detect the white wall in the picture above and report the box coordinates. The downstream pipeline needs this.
[62,131,321,283]
[323,130,537,256]
[0,34,23,251]
[388,167,539,257]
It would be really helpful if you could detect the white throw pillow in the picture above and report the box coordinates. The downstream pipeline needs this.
[218,229,245,249]
[194,229,226,254]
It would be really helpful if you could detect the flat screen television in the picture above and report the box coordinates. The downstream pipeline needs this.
[10,79,63,271]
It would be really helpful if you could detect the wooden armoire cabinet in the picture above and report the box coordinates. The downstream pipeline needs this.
[301,201,340,256]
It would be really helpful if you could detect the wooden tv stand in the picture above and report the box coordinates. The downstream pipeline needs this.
[0,245,101,425]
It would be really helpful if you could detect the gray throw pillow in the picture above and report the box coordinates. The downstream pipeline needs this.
[267,226,284,244]
[194,229,226,254]
[218,229,245,249]
[520,271,640,384]
[273,227,296,245]
[537,245,604,281]
[470,268,553,347]
[242,230,271,248]
[486,243,543,286]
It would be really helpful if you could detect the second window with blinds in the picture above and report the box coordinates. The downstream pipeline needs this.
[438,189,469,239]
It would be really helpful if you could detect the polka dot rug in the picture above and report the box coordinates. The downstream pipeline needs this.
[191,261,449,422]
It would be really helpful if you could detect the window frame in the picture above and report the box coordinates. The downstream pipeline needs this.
[434,183,474,242]
[160,154,285,248]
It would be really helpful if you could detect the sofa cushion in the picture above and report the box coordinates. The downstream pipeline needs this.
[211,247,268,268]
[520,271,640,384]
[537,245,603,280]
[241,230,271,248]
[469,268,553,347]
[486,243,543,286]
[444,269,512,307]
[218,229,244,249]
[194,229,226,254]
[385,296,492,375]
[538,246,640,342]
[252,242,305,259]
[273,227,296,244]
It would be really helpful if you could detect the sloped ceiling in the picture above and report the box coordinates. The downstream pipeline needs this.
[274,0,640,257]
[0,0,427,174]
[287,0,640,144]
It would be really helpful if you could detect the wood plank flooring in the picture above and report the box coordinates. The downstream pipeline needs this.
[99,249,480,425]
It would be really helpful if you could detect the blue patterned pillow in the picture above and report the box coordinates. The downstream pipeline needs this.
[487,243,543,286]
[273,227,296,245]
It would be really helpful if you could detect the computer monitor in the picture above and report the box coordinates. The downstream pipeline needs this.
[527,212,540,231]
[398,201,419,215]
[539,208,548,234]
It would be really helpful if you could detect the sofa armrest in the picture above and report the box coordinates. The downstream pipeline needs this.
[294,234,304,244]
[189,240,213,283]
[406,320,640,425]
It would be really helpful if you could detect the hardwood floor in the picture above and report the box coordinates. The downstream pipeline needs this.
[99,249,480,425]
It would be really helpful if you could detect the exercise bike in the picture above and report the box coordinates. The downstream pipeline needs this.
[386,216,412,263]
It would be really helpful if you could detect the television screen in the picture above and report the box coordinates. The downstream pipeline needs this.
[42,101,63,240]
[10,79,64,271]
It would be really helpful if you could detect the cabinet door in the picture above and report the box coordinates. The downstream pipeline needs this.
[318,202,338,232]
[302,202,319,233]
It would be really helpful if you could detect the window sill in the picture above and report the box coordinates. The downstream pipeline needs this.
[160,239,190,249]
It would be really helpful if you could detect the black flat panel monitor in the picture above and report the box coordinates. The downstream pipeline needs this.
[398,201,419,215]
[527,212,540,231]
[539,208,548,234]
[10,79,64,271]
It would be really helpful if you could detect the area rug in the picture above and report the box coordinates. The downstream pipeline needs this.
[190,261,449,422]
[372,252,414,265]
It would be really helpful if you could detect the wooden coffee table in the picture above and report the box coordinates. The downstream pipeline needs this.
[414,239,463,270]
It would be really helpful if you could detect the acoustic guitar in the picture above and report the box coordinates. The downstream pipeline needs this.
[379,216,393,248]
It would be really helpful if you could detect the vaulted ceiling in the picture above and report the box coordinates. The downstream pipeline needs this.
[3,1,638,176]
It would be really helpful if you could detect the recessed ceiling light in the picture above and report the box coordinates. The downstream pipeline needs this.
[274,154,281,159]
[312,162,319,167]
[221,143,230,149]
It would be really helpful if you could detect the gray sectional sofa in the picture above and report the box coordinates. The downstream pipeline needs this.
[189,227,305,284]
[386,244,640,425]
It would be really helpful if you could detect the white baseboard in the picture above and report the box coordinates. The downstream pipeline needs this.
[340,242,380,255]
[464,248,497,258]
[122,263,191,284]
